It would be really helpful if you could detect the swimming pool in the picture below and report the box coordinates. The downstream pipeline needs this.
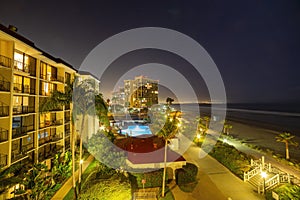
[121,125,152,137]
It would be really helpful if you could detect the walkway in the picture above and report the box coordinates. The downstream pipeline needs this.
[170,144,264,200]
[51,155,94,200]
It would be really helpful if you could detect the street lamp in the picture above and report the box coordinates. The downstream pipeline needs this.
[261,171,267,194]
[79,159,83,191]
[197,134,201,146]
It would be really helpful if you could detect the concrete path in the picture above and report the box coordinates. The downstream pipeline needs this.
[51,155,94,200]
[170,144,264,200]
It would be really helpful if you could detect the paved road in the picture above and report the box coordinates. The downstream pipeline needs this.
[171,144,264,200]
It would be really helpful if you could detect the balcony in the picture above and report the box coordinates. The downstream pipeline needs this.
[0,104,9,117]
[52,119,63,126]
[0,55,12,69]
[13,60,29,74]
[0,154,8,167]
[0,127,8,142]
[65,115,71,123]
[0,79,10,92]
[13,106,35,115]
[50,75,64,84]
[39,136,51,145]
[11,149,28,163]
[65,104,71,110]
[51,134,63,142]
[39,120,51,129]
[12,125,34,139]
[13,83,34,94]
[65,128,71,137]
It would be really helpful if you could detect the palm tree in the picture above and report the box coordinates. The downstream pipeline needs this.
[275,132,298,160]
[195,116,208,134]
[223,122,233,135]
[156,111,180,197]
[166,97,174,106]
[40,75,108,196]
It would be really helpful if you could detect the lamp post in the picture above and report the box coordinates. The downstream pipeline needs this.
[197,133,201,146]
[261,171,267,194]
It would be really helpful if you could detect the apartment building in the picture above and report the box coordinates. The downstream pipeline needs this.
[124,76,158,108]
[0,24,76,170]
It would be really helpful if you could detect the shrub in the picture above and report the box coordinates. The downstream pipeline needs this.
[129,169,166,189]
[265,183,300,200]
[175,163,198,185]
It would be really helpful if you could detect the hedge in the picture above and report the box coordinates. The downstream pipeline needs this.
[175,163,198,185]
[129,169,167,188]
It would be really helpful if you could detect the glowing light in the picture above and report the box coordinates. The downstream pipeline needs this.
[80,159,83,165]
[223,138,228,143]
[261,171,267,179]
[197,134,201,139]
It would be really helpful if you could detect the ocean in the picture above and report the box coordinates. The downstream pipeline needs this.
[173,103,300,136]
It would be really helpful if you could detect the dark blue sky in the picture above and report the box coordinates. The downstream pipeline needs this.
[1,0,300,103]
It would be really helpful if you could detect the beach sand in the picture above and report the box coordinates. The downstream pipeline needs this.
[228,119,300,161]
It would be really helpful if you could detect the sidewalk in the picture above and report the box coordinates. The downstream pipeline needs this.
[51,155,94,200]
[170,144,264,200]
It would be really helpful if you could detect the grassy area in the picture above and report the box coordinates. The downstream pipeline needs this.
[205,140,253,179]
[159,187,175,200]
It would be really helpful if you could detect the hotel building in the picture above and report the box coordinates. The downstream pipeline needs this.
[0,24,77,170]
[124,75,158,108]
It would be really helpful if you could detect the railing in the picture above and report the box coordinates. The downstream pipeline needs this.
[12,125,34,139]
[0,154,8,167]
[13,106,35,115]
[22,143,34,152]
[65,116,71,123]
[0,102,9,117]
[11,149,28,163]
[52,119,63,126]
[265,174,280,190]
[13,60,29,73]
[39,120,51,128]
[244,166,260,181]
[39,136,51,145]
[13,83,32,94]
[51,75,64,83]
[0,55,12,68]
[51,134,63,142]
[0,127,8,142]
[0,79,10,92]
[65,104,71,110]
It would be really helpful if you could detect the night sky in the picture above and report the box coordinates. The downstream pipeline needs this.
[1,0,300,103]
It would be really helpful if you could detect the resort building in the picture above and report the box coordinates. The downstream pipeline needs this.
[0,24,76,171]
[124,76,159,108]
[111,87,126,106]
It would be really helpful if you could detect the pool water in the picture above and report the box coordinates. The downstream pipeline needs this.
[121,125,152,137]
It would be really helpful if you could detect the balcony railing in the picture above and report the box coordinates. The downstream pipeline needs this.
[51,134,63,142]
[11,149,28,163]
[65,129,71,137]
[0,103,9,117]
[50,76,64,83]
[0,79,10,92]
[65,104,70,110]
[39,120,51,129]
[52,119,63,126]
[12,125,34,139]
[0,55,12,68]
[22,143,34,152]
[65,115,71,123]
[14,60,29,73]
[13,106,35,115]
[39,136,51,145]
[13,83,34,94]
[0,127,8,142]
[0,154,8,167]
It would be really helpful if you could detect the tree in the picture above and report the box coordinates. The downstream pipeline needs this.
[51,151,72,183]
[39,76,78,198]
[223,122,233,135]
[195,116,208,134]
[275,132,298,160]
[87,131,126,170]
[166,97,174,106]
[23,163,52,200]
[156,111,180,197]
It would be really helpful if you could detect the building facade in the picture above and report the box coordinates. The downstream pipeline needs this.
[0,24,76,170]
[124,76,158,108]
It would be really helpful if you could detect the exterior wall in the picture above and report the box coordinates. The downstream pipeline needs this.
[0,27,76,173]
